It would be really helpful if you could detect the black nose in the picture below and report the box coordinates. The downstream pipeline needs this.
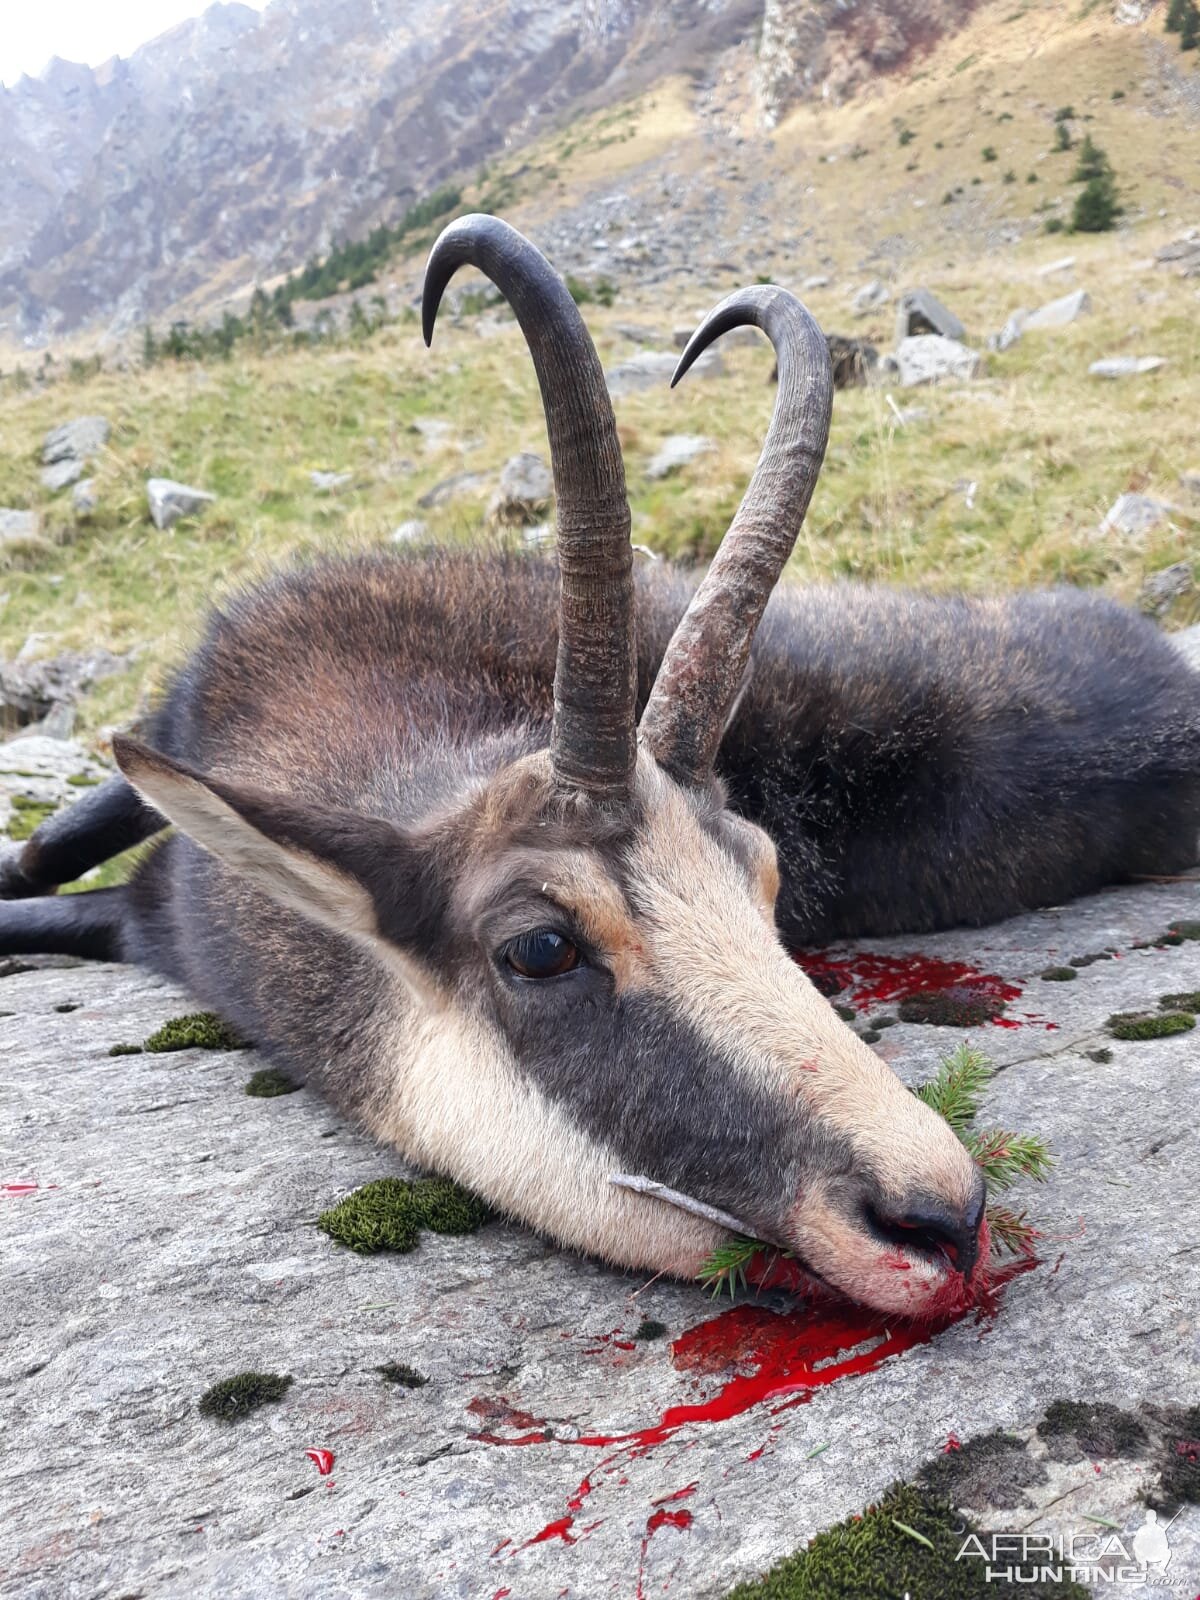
[865,1188,986,1278]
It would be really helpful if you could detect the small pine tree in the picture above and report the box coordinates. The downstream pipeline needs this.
[1053,120,1072,152]
[1072,134,1112,181]
[1182,1,1199,48]
[1165,0,1186,30]
[1072,169,1123,232]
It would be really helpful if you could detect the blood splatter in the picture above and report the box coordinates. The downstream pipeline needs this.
[467,1395,550,1444]
[793,949,1056,1028]
[650,1483,698,1506]
[521,1516,577,1549]
[305,1448,335,1476]
[2,1181,58,1198]
[943,1433,962,1453]
[636,1505,694,1599]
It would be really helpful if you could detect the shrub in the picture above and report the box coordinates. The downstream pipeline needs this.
[1071,171,1122,232]
[981,145,998,161]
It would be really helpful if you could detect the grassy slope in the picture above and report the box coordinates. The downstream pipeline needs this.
[0,0,1197,737]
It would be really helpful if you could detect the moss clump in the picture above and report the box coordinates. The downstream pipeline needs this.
[317,1175,488,1254]
[108,1043,143,1057]
[54,1002,79,1013]
[6,796,55,841]
[1167,921,1200,941]
[378,1361,428,1388]
[859,1029,882,1044]
[1107,1010,1195,1041]
[1153,1406,1200,1506]
[919,1430,1047,1511]
[1159,990,1200,1013]
[409,1176,490,1235]
[723,1481,1086,1598]
[898,988,1005,1028]
[144,1011,249,1052]
[245,1067,300,1098]
[1069,951,1113,968]
[197,1370,292,1423]
[1037,1399,1149,1463]
[634,1319,668,1342]
[1085,1047,1113,1064]
[66,774,101,788]
[1040,966,1077,982]
[834,1003,856,1022]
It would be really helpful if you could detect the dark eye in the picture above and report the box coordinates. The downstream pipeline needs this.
[503,929,581,980]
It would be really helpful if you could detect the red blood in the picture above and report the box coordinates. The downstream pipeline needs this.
[521,1516,577,1548]
[1177,1440,1200,1463]
[566,1474,595,1512]
[651,1483,698,1506]
[646,1507,693,1533]
[490,1539,512,1557]
[305,1448,335,1476]
[792,949,1058,1028]
[467,1396,544,1431]
[2,1181,57,1197]
[492,1590,512,1599]
[943,1434,962,1453]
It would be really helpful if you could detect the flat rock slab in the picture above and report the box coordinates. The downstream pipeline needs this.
[2,880,1199,1598]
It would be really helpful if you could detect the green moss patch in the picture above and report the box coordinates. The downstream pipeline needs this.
[317,1176,489,1254]
[898,988,1005,1027]
[108,1042,143,1057]
[1159,990,1200,1013]
[1040,966,1077,982]
[378,1361,428,1388]
[1085,1047,1112,1064]
[1037,1400,1149,1463]
[634,1319,668,1342]
[1069,951,1113,969]
[1107,1010,1195,1041]
[723,1482,1086,1598]
[1167,921,1200,942]
[197,1370,292,1423]
[245,1067,300,1097]
[144,1011,250,1052]
[6,796,55,841]
[919,1430,1047,1511]
[66,773,101,788]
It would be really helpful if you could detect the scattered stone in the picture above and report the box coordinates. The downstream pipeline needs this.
[674,322,762,352]
[1100,493,1172,538]
[391,520,429,543]
[146,478,217,530]
[1088,356,1166,379]
[850,279,890,316]
[40,457,84,493]
[991,308,1029,352]
[893,288,965,346]
[605,348,723,396]
[310,470,352,493]
[487,452,553,526]
[611,322,663,345]
[416,472,488,510]
[1036,255,1076,277]
[801,273,830,290]
[71,478,97,516]
[1180,469,1200,502]
[0,508,38,547]
[409,417,458,451]
[1022,289,1091,331]
[42,416,110,467]
[645,435,715,480]
[1155,235,1200,277]
[0,649,126,735]
[1138,562,1193,617]
[892,335,981,388]
[827,335,878,389]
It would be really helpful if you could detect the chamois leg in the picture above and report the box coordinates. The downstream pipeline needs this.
[0,887,128,961]
[0,776,163,898]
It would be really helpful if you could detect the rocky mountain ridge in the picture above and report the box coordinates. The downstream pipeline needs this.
[0,0,987,345]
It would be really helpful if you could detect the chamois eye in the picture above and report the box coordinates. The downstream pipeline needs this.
[503,929,581,980]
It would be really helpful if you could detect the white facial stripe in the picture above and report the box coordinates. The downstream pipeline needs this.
[364,986,728,1275]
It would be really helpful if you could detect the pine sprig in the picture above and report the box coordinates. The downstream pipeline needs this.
[912,1043,992,1132]
[965,1128,1054,1191]
[984,1203,1041,1257]
[696,1237,760,1298]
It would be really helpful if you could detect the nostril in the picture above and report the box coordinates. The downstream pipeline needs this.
[865,1198,983,1277]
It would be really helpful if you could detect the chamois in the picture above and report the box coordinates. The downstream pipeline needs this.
[2,217,1198,1317]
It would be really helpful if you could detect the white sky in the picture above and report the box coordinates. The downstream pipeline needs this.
[0,1,268,87]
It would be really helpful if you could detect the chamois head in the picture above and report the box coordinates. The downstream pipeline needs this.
[116,216,985,1317]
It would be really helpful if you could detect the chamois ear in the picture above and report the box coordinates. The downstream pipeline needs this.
[112,736,434,952]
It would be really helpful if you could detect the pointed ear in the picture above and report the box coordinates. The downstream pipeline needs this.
[112,736,435,951]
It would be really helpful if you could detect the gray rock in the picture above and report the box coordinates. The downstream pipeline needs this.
[0,508,38,546]
[72,477,97,516]
[42,414,109,466]
[1088,356,1166,379]
[146,478,217,530]
[310,470,352,493]
[487,452,553,526]
[409,417,458,452]
[1022,289,1091,331]
[390,520,429,543]
[612,322,665,346]
[605,349,723,397]
[1035,254,1076,277]
[645,435,715,480]
[801,273,830,290]
[0,648,127,735]
[40,456,85,493]
[1100,493,1172,538]
[416,471,489,510]
[894,287,965,346]
[893,334,981,387]
[850,278,890,316]
[3,877,1200,1597]
[1138,562,1193,617]
[991,308,1029,352]
[1179,468,1200,502]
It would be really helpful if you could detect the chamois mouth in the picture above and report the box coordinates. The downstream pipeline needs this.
[861,1202,962,1274]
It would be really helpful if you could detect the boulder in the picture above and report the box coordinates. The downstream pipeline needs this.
[1100,493,1171,538]
[605,349,723,397]
[893,288,965,345]
[851,279,889,316]
[645,435,715,480]
[1035,255,1076,277]
[40,457,85,493]
[1180,469,1200,502]
[310,470,352,493]
[416,471,489,510]
[390,520,429,543]
[1138,562,1192,618]
[801,273,830,290]
[1022,289,1090,331]
[72,478,97,516]
[0,649,127,735]
[42,415,109,466]
[1088,357,1166,379]
[0,508,38,546]
[991,309,1029,352]
[487,452,554,526]
[408,417,459,452]
[146,478,217,530]
[892,335,981,388]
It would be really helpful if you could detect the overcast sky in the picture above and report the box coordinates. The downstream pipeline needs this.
[1,1,267,86]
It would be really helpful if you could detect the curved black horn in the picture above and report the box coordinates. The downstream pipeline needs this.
[638,285,833,785]
[423,215,636,804]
